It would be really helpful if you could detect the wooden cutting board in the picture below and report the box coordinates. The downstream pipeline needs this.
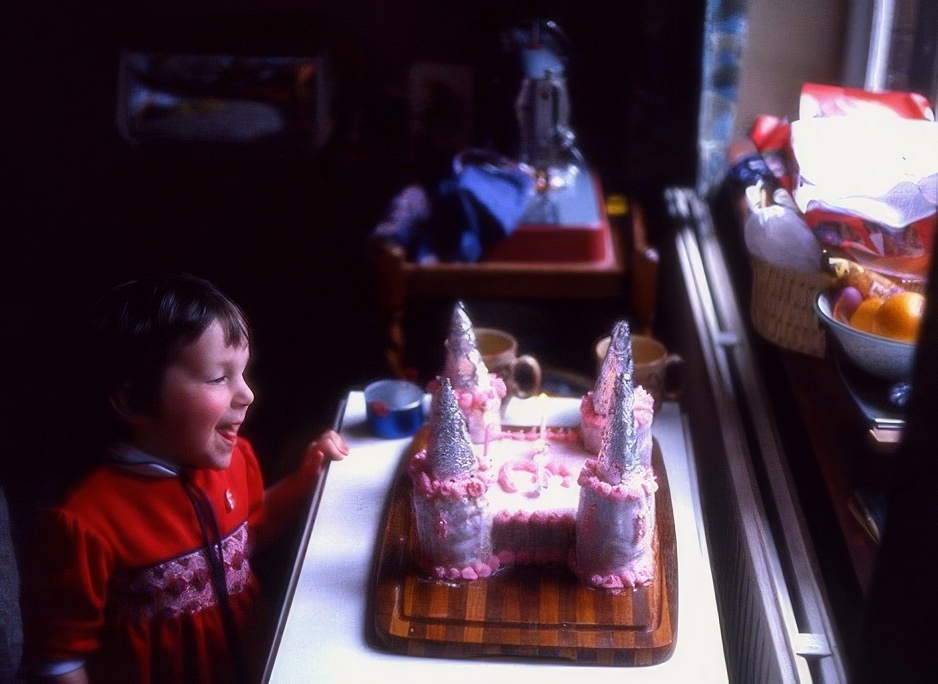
[372,433,677,665]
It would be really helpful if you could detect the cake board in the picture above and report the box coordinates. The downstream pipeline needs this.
[372,427,677,665]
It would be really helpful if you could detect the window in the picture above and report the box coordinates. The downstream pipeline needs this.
[863,0,938,104]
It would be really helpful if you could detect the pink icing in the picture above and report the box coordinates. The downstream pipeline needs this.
[432,555,502,581]
[497,426,579,444]
[408,450,489,499]
[543,460,574,487]
[577,459,659,499]
[425,375,507,413]
[579,386,654,428]
[491,509,575,526]
[497,459,543,495]
[587,554,656,588]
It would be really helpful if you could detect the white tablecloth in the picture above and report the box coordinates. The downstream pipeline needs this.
[264,393,727,683]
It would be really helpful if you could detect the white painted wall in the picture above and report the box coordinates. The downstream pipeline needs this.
[734,0,850,136]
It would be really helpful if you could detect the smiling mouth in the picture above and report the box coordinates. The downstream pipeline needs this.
[217,424,241,442]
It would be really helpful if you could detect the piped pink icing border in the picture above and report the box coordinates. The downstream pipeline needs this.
[577,459,659,499]
[408,451,489,499]
[586,554,656,588]
[492,508,576,526]
[432,555,503,581]
[498,426,580,444]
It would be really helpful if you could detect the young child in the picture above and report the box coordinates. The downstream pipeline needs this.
[20,273,350,683]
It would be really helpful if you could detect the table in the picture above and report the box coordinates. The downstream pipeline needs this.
[264,392,727,683]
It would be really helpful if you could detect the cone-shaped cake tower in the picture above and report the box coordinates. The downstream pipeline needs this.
[580,320,654,454]
[425,377,477,478]
[597,372,640,482]
[442,301,506,443]
[574,355,658,588]
[408,377,496,580]
[593,320,632,417]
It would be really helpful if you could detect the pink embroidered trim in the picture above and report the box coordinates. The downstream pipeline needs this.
[111,522,255,623]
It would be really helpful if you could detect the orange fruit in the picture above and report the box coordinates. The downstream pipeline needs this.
[872,291,925,342]
[849,297,883,333]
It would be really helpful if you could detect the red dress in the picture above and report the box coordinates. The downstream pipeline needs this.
[22,438,268,683]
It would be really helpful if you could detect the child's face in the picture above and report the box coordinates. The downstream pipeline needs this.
[132,320,255,470]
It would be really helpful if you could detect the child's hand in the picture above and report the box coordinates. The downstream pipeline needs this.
[298,429,350,481]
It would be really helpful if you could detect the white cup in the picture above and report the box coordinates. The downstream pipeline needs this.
[475,327,542,399]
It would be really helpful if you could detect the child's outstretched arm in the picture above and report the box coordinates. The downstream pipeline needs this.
[257,429,350,548]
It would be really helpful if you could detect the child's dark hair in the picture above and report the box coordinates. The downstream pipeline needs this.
[94,273,251,413]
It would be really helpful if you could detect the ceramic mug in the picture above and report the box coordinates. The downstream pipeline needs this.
[594,333,684,411]
[475,327,542,399]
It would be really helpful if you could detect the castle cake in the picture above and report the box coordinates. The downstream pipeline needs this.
[407,305,658,588]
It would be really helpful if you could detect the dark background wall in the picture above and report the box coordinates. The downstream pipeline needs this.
[0,0,703,559]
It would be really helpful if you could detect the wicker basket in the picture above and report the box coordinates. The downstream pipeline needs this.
[750,257,833,358]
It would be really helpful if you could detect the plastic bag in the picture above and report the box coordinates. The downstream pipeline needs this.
[744,190,823,272]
